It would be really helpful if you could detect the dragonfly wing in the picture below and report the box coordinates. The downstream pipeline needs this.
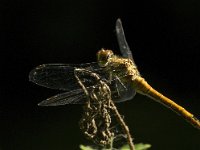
[29,62,103,91]
[38,89,86,106]
[110,79,136,103]
[116,18,134,61]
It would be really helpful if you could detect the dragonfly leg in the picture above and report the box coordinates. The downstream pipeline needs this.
[114,76,128,97]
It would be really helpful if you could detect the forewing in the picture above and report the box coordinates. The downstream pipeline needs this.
[29,62,103,91]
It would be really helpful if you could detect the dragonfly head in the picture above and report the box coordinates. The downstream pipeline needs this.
[97,49,114,67]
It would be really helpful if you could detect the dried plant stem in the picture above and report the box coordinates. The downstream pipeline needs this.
[110,100,135,150]
[75,68,135,149]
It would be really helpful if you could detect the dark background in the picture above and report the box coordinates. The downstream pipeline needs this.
[1,0,200,150]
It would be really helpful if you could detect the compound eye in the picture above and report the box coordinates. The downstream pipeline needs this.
[97,49,114,67]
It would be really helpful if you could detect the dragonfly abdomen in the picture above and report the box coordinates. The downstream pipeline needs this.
[132,76,200,130]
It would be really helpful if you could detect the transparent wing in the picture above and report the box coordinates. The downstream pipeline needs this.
[116,18,134,61]
[38,89,86,106]
[115,19,137,101]
[37,80,136,106]
[29,62,104,91]
[34,68,135,106]
[110,78,136,103]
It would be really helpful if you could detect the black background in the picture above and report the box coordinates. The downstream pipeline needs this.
[1,0,200,150]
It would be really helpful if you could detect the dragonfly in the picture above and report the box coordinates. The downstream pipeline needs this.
[29,19,200,130]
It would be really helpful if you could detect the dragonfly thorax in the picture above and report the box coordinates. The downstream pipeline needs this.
[111,56,140,80]
[97,49,140,83]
